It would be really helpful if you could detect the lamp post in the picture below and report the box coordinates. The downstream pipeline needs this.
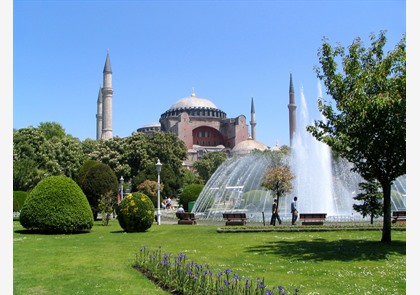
[119,176,124,204]
[155,159,162,225]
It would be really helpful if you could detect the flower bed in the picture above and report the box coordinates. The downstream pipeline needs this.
[134,246,299,295]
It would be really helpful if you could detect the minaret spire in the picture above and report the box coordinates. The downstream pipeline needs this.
[96,85,103,140]
[288,72,297,147]
[101,51,113,140]
[250,97,256,140]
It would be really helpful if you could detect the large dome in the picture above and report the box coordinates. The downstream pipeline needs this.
[168,90,218,110]
[231,138,268,155]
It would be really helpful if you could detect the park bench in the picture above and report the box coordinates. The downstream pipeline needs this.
[176,212,197,225]
[299,213,327,225]
[222,212,248,226]
[392,210,406,224]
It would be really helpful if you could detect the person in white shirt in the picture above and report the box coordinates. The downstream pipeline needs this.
[176,204,185,213]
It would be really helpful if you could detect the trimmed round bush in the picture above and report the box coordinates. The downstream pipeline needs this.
[116,192,155,232]
[19,175,94,233]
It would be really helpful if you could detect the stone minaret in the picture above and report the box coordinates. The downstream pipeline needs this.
[101,51,113,140]
[96,86,103,140]
[288,73,296,147]
[250,97,256,140]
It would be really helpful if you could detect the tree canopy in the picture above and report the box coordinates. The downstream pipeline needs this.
[192,151,227,183]
[260,163,294,206]
[13,125,188,196]
[309,31,405,242]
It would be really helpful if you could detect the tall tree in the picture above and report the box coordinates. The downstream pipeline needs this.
[193,151,227,183]
[38,121,66,140]
[13,127,60,190]
[309,31,406,242]
[80,162,119,219]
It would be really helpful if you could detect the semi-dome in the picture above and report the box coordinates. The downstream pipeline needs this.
[168,89,218,111]
[231,137,268,156]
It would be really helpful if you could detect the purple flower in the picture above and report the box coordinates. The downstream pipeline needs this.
[224,279,230,286]
[140,246,146,252]
[225,269,232,274]
[266,291,273,295]
[257,280,266,289]
[277,286,284,291]
[234,274,239,281]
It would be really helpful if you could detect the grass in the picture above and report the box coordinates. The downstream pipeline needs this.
[13,219,406,294]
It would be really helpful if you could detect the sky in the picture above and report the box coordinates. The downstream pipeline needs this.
[2,0,416,291]
[12,0,406,148]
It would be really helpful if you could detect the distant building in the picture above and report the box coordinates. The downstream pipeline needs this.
[95,52,297,166]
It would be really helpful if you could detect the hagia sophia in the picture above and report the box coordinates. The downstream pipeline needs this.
[95,52,296,168]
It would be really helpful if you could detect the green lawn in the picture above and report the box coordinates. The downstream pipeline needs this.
[13,220,406,294]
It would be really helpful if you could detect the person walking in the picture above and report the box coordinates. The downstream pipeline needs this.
[270,199,282,225]
[291,196,298,225]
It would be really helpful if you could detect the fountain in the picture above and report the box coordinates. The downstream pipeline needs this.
[192,83,406,222]
[290,83,363,216]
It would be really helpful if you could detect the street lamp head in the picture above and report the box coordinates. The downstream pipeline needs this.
[155,158,162,174]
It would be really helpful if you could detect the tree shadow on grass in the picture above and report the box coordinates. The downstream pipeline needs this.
[245,238,405,262]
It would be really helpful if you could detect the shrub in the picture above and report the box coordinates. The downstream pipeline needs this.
[77,159,101,186]
[116,192,155,232]
[80,162,118,219]
[137,179,164,208]
[13,190,28,212]
[19,175,94,233]
[178,184,204,210]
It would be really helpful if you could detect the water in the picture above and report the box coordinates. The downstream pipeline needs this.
[290,85,362,216]
[192,83,406,221]
[192,153,274,222]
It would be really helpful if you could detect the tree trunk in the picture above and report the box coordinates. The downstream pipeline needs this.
[381,182,392,242]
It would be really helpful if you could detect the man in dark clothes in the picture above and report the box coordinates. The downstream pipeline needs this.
[270,199,281,225]
[291,196,298,225]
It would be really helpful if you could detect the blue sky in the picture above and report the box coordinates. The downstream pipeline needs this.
[12,0,406,148]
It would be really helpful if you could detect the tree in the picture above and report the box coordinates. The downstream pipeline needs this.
[98,191,115,226]
[49,135,86,180]
[13,125,87,190]
[77,160,101,187]
[137,179,164,207]
[193,151,227,183]
[260,163,295,213]
[178,184,204,210]
[38,121,66,140]
[309,31,405,242]
[88,136,130,179]
[13,127,61,190]
[80,163,119,219]
[353,180,383,224]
